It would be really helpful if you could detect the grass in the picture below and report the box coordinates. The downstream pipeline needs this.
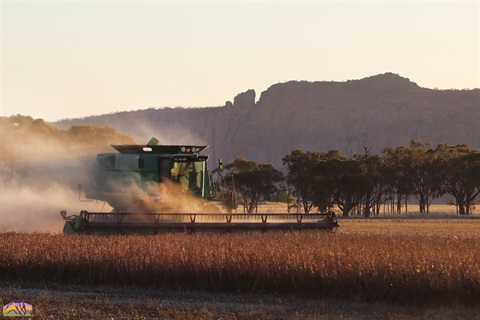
[0,220,479,307]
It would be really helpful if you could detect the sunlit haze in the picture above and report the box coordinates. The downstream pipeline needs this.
[1,1,479,121]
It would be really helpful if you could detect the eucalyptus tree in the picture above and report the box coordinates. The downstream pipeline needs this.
[405,140,444,214]
[283,150,326,214]
[327,156,368,217]
[436,144,480,215]
[226,157,284,214]
[285,149,383,217]
[353,152,385,217]
[313,150,344,213]
[382,146,416,213]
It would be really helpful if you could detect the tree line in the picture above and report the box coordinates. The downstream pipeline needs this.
[2,116,479,216]
[227,141,480,216]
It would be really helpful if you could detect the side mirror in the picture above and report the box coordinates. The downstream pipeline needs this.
[60,210,67,218]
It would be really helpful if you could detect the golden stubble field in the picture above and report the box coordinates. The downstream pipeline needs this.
[1,211,479,319]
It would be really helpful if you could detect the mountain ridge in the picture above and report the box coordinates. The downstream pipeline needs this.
[54,73,480,168]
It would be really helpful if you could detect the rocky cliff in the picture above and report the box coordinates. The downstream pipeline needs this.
[55,73,480,169]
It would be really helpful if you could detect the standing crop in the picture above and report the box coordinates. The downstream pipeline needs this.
[0,220,478,306]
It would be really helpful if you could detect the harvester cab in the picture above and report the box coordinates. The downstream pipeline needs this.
[82,137,235,212]
[60,138,338,234]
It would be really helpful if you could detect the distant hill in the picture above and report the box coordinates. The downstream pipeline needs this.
[54,73,480,168]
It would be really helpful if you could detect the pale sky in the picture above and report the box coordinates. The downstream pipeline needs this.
[1,0,479,122]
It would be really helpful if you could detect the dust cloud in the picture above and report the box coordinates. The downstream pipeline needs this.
[140,180,222,214]
[93,169,224,216]
[0,160,111,233]
[0,118,125,233]
[0,183,110,233]
[0,149,112,233]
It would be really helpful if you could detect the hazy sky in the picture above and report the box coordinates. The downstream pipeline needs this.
[1,1,479,121]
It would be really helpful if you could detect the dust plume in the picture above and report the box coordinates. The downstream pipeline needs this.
[0,184,110,233]
[143,180,222,214]
[0,116,131,233]
[94,174,223,215]
[0,159,110,233]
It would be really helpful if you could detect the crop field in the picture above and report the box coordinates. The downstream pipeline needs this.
[1,219,479,319]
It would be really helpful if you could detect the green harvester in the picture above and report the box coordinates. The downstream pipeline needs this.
[60,138,338,234]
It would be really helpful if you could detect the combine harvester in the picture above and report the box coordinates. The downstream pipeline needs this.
[60,138,338,234]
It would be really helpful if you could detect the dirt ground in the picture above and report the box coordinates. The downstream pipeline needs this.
[1,281,479,319]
